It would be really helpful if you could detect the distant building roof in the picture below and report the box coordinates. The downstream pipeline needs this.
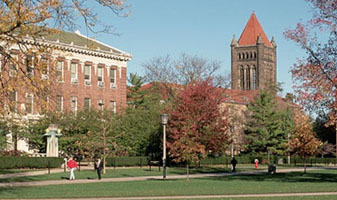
[238,13,271,47]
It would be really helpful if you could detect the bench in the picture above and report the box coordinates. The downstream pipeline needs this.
[149,160,161,171]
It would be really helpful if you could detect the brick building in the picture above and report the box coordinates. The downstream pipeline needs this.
[6,30,131,115]
[231,13,277,90]
[4,30,131,153]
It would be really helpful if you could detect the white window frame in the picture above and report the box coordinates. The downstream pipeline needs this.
[9,54,18,77]
[9,90,17,111]
[56,95,64,112]
[71,63,78,83]
[110,101,116,113]
[25,93,34,114]
[110,68,116,88]
[84,98,91,110]
[97,66,104,83]
[41,57,49,80]
[70,96,78,113]
[56,61,64,82]
[98,99,104,111]
[84,65,91,85]
[26,55,34,77]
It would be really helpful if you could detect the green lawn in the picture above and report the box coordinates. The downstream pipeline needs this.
[1,169,337,199]
[186,196,337,200]
[0,166,263,183]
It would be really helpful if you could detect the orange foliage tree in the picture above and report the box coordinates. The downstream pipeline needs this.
[167,80,229,177]
[284,0,336,153]
[289,112,321,173]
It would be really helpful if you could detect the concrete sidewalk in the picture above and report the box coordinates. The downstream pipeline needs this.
[0,167,326,188]
[0,166,95,179]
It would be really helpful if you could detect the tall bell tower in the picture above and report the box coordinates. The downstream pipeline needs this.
[231,13,277,90]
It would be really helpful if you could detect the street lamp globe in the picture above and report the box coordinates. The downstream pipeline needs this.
[161,114,169,125]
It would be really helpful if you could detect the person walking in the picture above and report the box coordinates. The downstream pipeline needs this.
[254,158,259,169]
[67,157,78,180]
[95,157,104,180]
[230,157,237,173]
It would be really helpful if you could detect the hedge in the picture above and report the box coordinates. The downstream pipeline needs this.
[106,156,150,167]
[0,157,64,169]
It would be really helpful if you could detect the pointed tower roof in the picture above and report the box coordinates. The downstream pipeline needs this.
[238,13,271,47]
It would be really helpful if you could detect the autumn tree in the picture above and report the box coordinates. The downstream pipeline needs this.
[289,112,321,173]
[0,0,129,115]
[284,0,337,155]
[143,54,231,100]
[167,80,229,178]
[245,90,294,162]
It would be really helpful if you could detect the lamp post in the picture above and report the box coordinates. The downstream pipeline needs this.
[230,125,234,157]
[161,113,169,179]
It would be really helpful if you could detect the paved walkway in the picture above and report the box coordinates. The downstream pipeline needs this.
[0,167,330,188]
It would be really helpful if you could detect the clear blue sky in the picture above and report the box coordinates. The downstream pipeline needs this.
[80,0,314,96]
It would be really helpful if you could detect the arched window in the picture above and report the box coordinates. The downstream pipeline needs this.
[246,52,249,60]
[254,52,257,59]
[238,53,241,60]
[250,52,253,59]
[246,66,250,90]
[240,66,244,90]
[252,66,257,89]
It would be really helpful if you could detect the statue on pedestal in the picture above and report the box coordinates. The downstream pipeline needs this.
[44,124,62,157]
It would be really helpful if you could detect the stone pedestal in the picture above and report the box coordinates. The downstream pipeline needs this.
[44,124,62,157]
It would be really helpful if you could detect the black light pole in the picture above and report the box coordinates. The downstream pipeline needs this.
[161,114,169,179]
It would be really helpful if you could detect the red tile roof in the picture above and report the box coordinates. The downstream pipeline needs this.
[238,13,271,47]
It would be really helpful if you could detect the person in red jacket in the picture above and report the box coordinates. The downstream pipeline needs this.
[67,157,78,180]
[254,158,259,169]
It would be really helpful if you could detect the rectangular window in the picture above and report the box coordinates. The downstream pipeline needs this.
[56,61,64,82]
[41,57,49,80]
[9,54,18,77]
[110,68,116,88]
[109,101,116,113]
[26,94,33,114]
[26,55,34,77]
[98,99,104,111]
[110,68,116,83]
[97,67,104,82]
[84,98,91,110]
[56,95,63,112]
[9,90,17,111]
[84,65,91,85]
[71,63,78,83]
[70,96,78,113]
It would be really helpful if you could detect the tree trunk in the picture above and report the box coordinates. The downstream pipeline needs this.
[103,126,106,174]
[186,163,189,182]
[304,158,307,174]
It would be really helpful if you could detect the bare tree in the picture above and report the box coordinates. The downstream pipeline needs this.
[143,54,231,99]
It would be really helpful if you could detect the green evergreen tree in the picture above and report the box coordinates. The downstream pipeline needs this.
[245,90,291,159]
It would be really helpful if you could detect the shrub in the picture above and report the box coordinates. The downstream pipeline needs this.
[0,157,64,169]
[106,156,149,167]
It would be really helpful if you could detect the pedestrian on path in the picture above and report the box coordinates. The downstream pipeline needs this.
[95,157,104,180]
[254,158,259,169]
[230,157,237,173]
[67,157,78,180]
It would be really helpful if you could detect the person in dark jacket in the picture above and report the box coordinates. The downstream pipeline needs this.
[94,158,104,180]
[230,157,237,173]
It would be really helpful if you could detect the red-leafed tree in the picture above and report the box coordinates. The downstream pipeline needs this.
[167,79,229,178]
[284,0,337,156]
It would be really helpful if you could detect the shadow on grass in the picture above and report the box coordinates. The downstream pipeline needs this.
[167,166,231,175]
[201,169,337,183]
